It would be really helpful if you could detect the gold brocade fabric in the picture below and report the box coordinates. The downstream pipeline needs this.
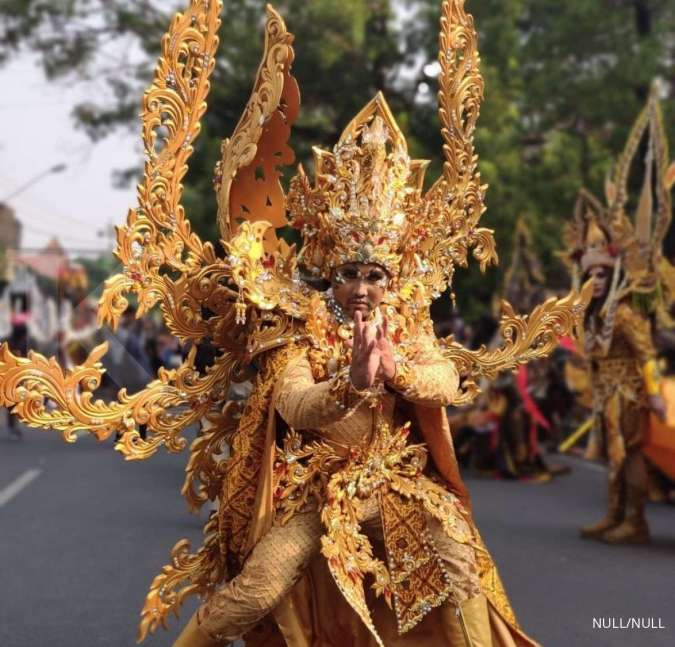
[379,490,455,632]
[217,343,305,569]
[586,303,654,468]
[587,303,653,399]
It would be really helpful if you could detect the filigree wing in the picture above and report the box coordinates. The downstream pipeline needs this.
[100,1,223,337]
[0,0,227,452]
[0,340,234,454]
[215,5,300,252]
[442,283,592,406]
[417,0,495,299]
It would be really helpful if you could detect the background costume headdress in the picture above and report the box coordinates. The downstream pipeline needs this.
[494,217,546,315]
[562,83,674,303]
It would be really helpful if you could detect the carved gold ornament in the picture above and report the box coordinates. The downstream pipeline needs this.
[0,0,589,640]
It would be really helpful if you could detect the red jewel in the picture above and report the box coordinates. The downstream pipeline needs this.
[607,243,619,257]
[262,256,275,268]
[130,271,142,282]
[352,232,360,241]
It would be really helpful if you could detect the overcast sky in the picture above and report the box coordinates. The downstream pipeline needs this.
[0,55,138,255]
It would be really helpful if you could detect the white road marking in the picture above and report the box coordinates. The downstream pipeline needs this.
[0,468,42,507]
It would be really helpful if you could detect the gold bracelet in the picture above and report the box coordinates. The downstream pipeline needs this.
[329,368,375,411]
[643,359,661,397]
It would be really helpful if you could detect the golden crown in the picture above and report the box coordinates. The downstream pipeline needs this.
[287,94,428,279]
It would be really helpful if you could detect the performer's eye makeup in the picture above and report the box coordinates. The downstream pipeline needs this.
[341,267,360,280]
[335,265,388,286]
[366,271,387,285]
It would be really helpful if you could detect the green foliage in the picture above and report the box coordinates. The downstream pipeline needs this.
[1,0,674,322]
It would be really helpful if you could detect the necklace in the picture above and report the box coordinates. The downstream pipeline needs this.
[324,291,350,325]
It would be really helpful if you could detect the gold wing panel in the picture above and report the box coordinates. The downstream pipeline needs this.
[215,5,299,249]
[436,0,495,273]
[412,0,496,301]
[0,341,234,459]
[0,1,233,465]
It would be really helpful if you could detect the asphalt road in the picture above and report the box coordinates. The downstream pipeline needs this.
[1,423,673,647]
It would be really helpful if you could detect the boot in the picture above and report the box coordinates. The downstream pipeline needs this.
[441,594,493,646]
[580,473,625,539]
[601,485,650,545]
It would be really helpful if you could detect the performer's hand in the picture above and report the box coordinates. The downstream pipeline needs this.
[349,310,380,390]
[375,316,397,382]
[649,394,667,422]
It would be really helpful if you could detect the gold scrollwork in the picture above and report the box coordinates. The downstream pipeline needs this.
[443,282,593,406]
[137,511,225,642]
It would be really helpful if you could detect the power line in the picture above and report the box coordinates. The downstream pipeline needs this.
[0,173,95,230]
[12,247,109,256]
[18,221,103,246]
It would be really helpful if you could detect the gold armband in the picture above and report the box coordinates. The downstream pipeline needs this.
[389,360,416,396]
[643,359,661,397]
[329,368,377,411]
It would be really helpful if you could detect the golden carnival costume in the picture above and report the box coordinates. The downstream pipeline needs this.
[0,1,590,645]
[563,86,674,544]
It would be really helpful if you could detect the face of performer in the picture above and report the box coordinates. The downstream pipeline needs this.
[331,262,389,318]
[588,265,610,299]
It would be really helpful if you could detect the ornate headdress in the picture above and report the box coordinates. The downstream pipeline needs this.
[287,100,423,278]
[0,1,589,642]
[563,84,674,297]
